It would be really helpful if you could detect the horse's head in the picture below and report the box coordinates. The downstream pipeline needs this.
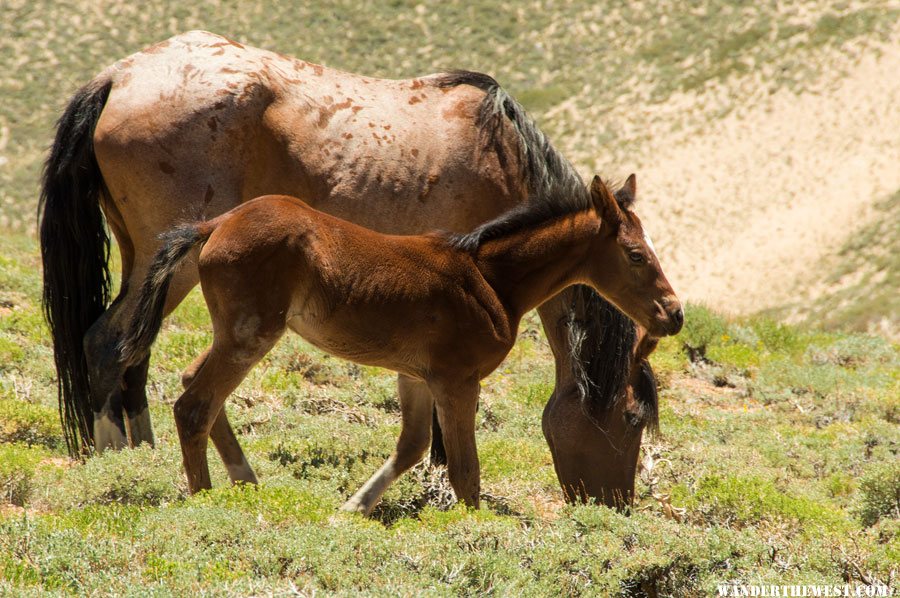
[586,174,683,338]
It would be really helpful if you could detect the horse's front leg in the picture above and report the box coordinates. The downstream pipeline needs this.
[429,376,481,508]
[342,375,433,515]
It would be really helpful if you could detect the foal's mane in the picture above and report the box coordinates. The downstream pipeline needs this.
[433,71,658,428]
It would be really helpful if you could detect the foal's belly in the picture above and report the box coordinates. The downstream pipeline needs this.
[285,314,428,380]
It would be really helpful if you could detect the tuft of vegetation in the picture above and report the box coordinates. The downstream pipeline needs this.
[856,462,900,527]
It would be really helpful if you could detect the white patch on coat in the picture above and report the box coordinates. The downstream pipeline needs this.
[643,232,657,257]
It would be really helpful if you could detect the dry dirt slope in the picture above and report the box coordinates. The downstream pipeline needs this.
[556,22,900,333]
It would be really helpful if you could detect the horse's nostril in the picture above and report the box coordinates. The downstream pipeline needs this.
[673,307,684,327]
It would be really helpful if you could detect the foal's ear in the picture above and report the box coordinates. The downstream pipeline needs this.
[590,175,625,227]
[615,174,637,209]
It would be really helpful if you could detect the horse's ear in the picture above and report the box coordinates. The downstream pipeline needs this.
[590,175,624,227]
[614,173,637,210]
[623,174,637,202]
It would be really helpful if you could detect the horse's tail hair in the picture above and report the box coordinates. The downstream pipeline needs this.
[119,224,211,367]
[39,76,113,456]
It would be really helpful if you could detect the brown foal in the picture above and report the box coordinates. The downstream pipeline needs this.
[121,174,681,514]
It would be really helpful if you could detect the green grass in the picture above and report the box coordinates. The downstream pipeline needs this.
[1,1,899,594]
[1,222,897,593]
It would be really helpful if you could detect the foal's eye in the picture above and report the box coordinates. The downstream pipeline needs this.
[628,251,645,265]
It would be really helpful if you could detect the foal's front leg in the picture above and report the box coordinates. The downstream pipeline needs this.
[342,375,434,515]
[429,376,481,508]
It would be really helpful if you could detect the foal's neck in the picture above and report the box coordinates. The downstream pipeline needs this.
[475,209,598,320]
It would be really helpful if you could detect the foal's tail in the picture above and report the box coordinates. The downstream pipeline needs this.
[39,77,113,455]
[119,224,213,367]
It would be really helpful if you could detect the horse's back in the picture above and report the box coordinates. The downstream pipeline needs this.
[91,31,520,252]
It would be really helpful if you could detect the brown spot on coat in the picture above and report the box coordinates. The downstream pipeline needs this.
[311,64,324,76]
[408,96,422,105]
[442,100,471,120]
[351,106,363,113]
[410,79,424,90]
[342,132,353,139]
[207,117,218,131]
[142,40,170,54]
[316,99,354,128]
[411,149,420,157]
[159,161,175,174]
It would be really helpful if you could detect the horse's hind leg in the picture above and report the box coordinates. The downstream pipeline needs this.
[181,346,258,485]
[342,375,433,515]
[85,262,199,451]
[175,323,283,493]
[122,357,153,446]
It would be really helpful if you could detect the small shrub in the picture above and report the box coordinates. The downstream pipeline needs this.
[751,318,805,355]
[680,304,729,358]
[191,482,332,524]
[0,336,25,367]
[0,444,49,505]
[806,335,895,368]
[0,399,61,448]
[857,462,900,527]
[49,445,185,508]
[674,474,847,531]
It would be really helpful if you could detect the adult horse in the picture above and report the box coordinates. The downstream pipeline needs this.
[40,31,663,507]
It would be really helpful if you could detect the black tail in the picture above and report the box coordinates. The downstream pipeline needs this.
[39,78,113,456]
[119,225,206,368]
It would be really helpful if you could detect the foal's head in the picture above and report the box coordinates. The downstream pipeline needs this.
[586,175,683,337]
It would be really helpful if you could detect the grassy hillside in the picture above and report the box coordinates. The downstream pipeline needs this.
[1,0,898,595]
[1,228,897,594]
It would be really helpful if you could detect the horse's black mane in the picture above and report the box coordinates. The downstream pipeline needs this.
[433,70,658,429]
[434,71,591,253]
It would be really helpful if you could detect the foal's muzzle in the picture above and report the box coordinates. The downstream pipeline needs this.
[653,297,684,336]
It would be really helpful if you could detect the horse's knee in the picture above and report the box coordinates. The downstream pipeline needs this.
[172,395,208,440]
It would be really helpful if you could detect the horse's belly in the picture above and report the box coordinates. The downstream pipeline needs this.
[285,314,427,379]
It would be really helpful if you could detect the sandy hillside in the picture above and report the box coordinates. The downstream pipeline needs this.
[562,26,900,318]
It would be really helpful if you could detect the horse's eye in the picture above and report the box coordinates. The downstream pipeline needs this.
[629,251,645,265]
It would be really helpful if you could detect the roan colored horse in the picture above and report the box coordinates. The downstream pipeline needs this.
[40,31,669,506]
[119,175,682,513]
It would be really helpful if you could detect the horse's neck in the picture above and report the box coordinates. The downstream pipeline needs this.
[476,210,597,319]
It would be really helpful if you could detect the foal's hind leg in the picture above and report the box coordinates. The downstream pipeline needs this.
[175,327,282,493]
[342,375,433,515]
[182,348,258,486]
